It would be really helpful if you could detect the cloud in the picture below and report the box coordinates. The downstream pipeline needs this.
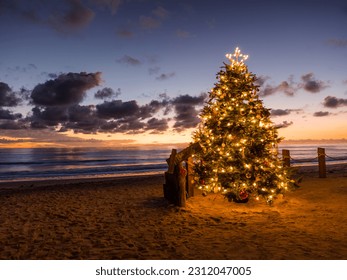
[172,93,207,131]
[327,39,347,47]
[0,120,27,130]
[94,87,121,99]
[96,100,139,119]
[63,105,104,133]
[255,75,271,87]
[139,6,168,30]
[259,76,298,97]
[323,96,347,108]
[0,82,21,106]
[270,108,302,117]
[138,99,169,119]
[313,111,330,117]
[49,0,95,33]
[258,73,329,96]
[116,55,142,66]
[300,73,329,93]
[156,72,175,81]
[0,108,22,120]
[270,109,292,116]
[146,117,168,132]
[91,0,121,14]
[275,121,293,129]
[31,72,101,106]
[1,74,208,135]
[31,106,69,127]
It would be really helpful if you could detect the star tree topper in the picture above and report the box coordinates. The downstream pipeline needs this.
[225,47,249,66]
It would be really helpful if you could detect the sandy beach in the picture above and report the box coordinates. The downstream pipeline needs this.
[0,165,347,260]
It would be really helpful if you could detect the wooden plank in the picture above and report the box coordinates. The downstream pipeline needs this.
[178,163,187,207]
[175,142,201,164]
[167,149,177,174]
[163,172,178,204]
[318,147,326,178]
[186,157,195,197]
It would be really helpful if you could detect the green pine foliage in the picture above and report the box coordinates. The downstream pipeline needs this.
[192,48,294,204]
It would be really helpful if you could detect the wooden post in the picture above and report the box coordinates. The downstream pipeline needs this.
[178,163,187,207]
[164,149,177,202]
[186,157,195,198]
[318,147,326,178]
[282,149,290,167]
[167,149,177,174]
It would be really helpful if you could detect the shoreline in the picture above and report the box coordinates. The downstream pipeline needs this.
[1,161,346,190]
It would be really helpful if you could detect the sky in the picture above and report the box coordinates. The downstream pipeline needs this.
[0,0,347,148]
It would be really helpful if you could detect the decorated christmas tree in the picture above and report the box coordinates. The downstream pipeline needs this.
[192,47,294,204]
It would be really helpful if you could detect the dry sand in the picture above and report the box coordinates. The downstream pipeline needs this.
[0,165,346,260]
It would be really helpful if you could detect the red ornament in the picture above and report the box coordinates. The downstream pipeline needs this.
[239,190,249,200]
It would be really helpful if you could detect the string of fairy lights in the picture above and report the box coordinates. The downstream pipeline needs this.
[192,47,294,204]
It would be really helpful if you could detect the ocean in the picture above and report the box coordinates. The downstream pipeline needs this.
[1,143,347,182]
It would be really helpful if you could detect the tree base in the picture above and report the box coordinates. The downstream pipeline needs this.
[225,193,249,203]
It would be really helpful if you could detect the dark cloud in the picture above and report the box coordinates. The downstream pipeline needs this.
[116,55,142,66]
[0,0,40,23]
[47,73,59,79]
[323,96,347,108]
[63,105,103,133]
[96,100,139,119]
[146,117,168,132]
[31,106,69,127]
[31,72,101,106]
[94,87,121,99]
[0,82,21,106]
[1,0,94,33]
[254,75,270,87]
[156,72,175,81]
[313,111,330,117]
[0,120,26,130]
[270,109,292,116]
[275,121,293,129]
[258,73,329,97]
[138,99,169,119]
[113,116,146,133]
[327,39,347,47]
[29,104,103,133]
[301,73,329,93]
[49,0,95,33]
[259,76,298,97]
[172,93,207,131]
[0,108,22,120]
